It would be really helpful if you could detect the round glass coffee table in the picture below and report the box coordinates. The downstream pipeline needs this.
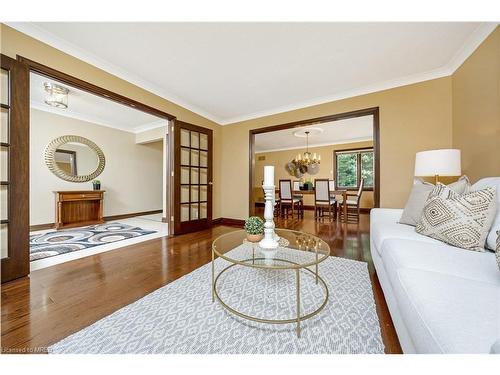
[211,228,330,337]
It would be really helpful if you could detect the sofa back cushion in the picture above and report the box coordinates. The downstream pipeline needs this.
[471,177,500,250]
[416,184,497,251]
[400,176,470,226]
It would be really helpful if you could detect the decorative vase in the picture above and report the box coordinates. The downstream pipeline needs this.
[93,183,100,191]
[246,233,263,243]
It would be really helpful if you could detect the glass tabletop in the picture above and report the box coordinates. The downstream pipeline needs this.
[212,229,330,269]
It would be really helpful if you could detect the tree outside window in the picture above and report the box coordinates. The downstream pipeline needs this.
[335,148,374,190]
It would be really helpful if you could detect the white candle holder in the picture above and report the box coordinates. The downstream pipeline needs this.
[259,184,279,250]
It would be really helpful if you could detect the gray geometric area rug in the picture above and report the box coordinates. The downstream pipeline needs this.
[30,223,156,261]
[48,245,384,354]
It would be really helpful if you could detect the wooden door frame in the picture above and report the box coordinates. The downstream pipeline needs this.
[248,107,381,216]
[173,120,213,234]
[16,56,177,237]
[1,54,30,283]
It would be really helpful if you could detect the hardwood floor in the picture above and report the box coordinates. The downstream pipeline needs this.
[1,211,402,354]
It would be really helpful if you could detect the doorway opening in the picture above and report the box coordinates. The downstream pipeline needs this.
[249,108,380,217]
[22,58,174,270]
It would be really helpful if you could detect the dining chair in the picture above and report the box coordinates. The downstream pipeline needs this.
[314,179,337,220]
[328,179,336,198]
[279,179,304,218]
[293,180,304,199]
[338,178,364,223]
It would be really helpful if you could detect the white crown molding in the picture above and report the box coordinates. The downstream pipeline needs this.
[7,22,225,125]
[132,119,167,134]
[11,22,498,127]
[446,22,499,73]
[255,137,373,154]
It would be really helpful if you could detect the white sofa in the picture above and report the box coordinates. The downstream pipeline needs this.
[370,179,500,353]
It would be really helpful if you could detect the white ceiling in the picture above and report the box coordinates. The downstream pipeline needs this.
[30,72,164,133]
[255,115,373,153]
[11,22,497,125]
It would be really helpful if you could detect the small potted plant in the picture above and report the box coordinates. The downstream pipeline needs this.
[244,216,264,242]
[92,179,101,191]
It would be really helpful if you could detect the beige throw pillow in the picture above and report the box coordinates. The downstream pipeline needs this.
[416,184,497,251]
[400,175,470,226]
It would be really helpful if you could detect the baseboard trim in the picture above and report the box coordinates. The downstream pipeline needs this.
[29,223,56,231]
[30,209,163,231]
[212,217,245,227]
[104,209,163,222]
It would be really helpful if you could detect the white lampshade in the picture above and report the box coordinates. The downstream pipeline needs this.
[414,149,461,177]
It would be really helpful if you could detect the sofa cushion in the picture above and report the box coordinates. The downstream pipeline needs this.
[371,222,441,257]
[472,177,500,250]
[400,176,470,226]
[392,267,499,353]
[416,184,497,251]
[381,239,500,287]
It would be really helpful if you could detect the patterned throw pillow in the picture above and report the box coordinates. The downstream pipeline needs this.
[400,176,470,226]
[496,230,500,271]
[416,184,497,251]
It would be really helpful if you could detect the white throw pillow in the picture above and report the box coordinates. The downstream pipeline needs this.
[496,231,500,271]
[471,177,500,250]
[400,176,470,226]
[416,184,497,251]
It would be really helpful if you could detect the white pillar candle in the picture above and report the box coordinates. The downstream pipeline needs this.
[263,166,274,186]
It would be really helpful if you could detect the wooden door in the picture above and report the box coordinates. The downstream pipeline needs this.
[1,54,29,283]
[174,120,212,234]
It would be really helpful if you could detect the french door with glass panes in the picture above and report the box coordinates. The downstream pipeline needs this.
[1,54,29,283]
[174,120,212,234]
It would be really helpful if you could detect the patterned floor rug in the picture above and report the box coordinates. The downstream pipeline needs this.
[30,223,156,261]
[48,244,384,354]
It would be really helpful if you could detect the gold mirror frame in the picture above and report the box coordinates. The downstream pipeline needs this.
[44,135,105,182]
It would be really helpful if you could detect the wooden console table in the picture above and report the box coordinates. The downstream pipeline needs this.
[54,190,105,229]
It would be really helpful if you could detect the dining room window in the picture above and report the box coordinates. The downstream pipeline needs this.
[335,148,374,190]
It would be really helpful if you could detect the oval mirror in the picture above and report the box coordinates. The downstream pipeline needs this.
[45,135,105,182]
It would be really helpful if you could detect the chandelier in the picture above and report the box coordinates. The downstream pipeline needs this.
[44,82,69,109]
[286,131,321,178]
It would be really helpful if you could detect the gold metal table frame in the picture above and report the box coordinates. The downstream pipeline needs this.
[211,229,330,338]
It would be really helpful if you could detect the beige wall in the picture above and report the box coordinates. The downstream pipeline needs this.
[254,141,374,208]
[221,77,453,219]
[30,108,163,225]
[452,26,500,182]
[4,23,498,223]
[0,24,222,219]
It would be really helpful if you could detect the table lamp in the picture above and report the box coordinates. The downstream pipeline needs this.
[414,149,461,184]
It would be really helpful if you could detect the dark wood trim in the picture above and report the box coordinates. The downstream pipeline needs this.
[1,54,30,283]
[29,209,164,231]
[173,120,213,235]
[29,223,55,231]
[211,218,222,225]
[249,107,381,216]
[219,218,245,227]
[17,56,175,121]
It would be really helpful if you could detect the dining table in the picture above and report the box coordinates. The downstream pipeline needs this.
[275,188,348,223]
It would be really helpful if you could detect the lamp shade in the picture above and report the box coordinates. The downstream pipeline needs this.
[414,149,461,177]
